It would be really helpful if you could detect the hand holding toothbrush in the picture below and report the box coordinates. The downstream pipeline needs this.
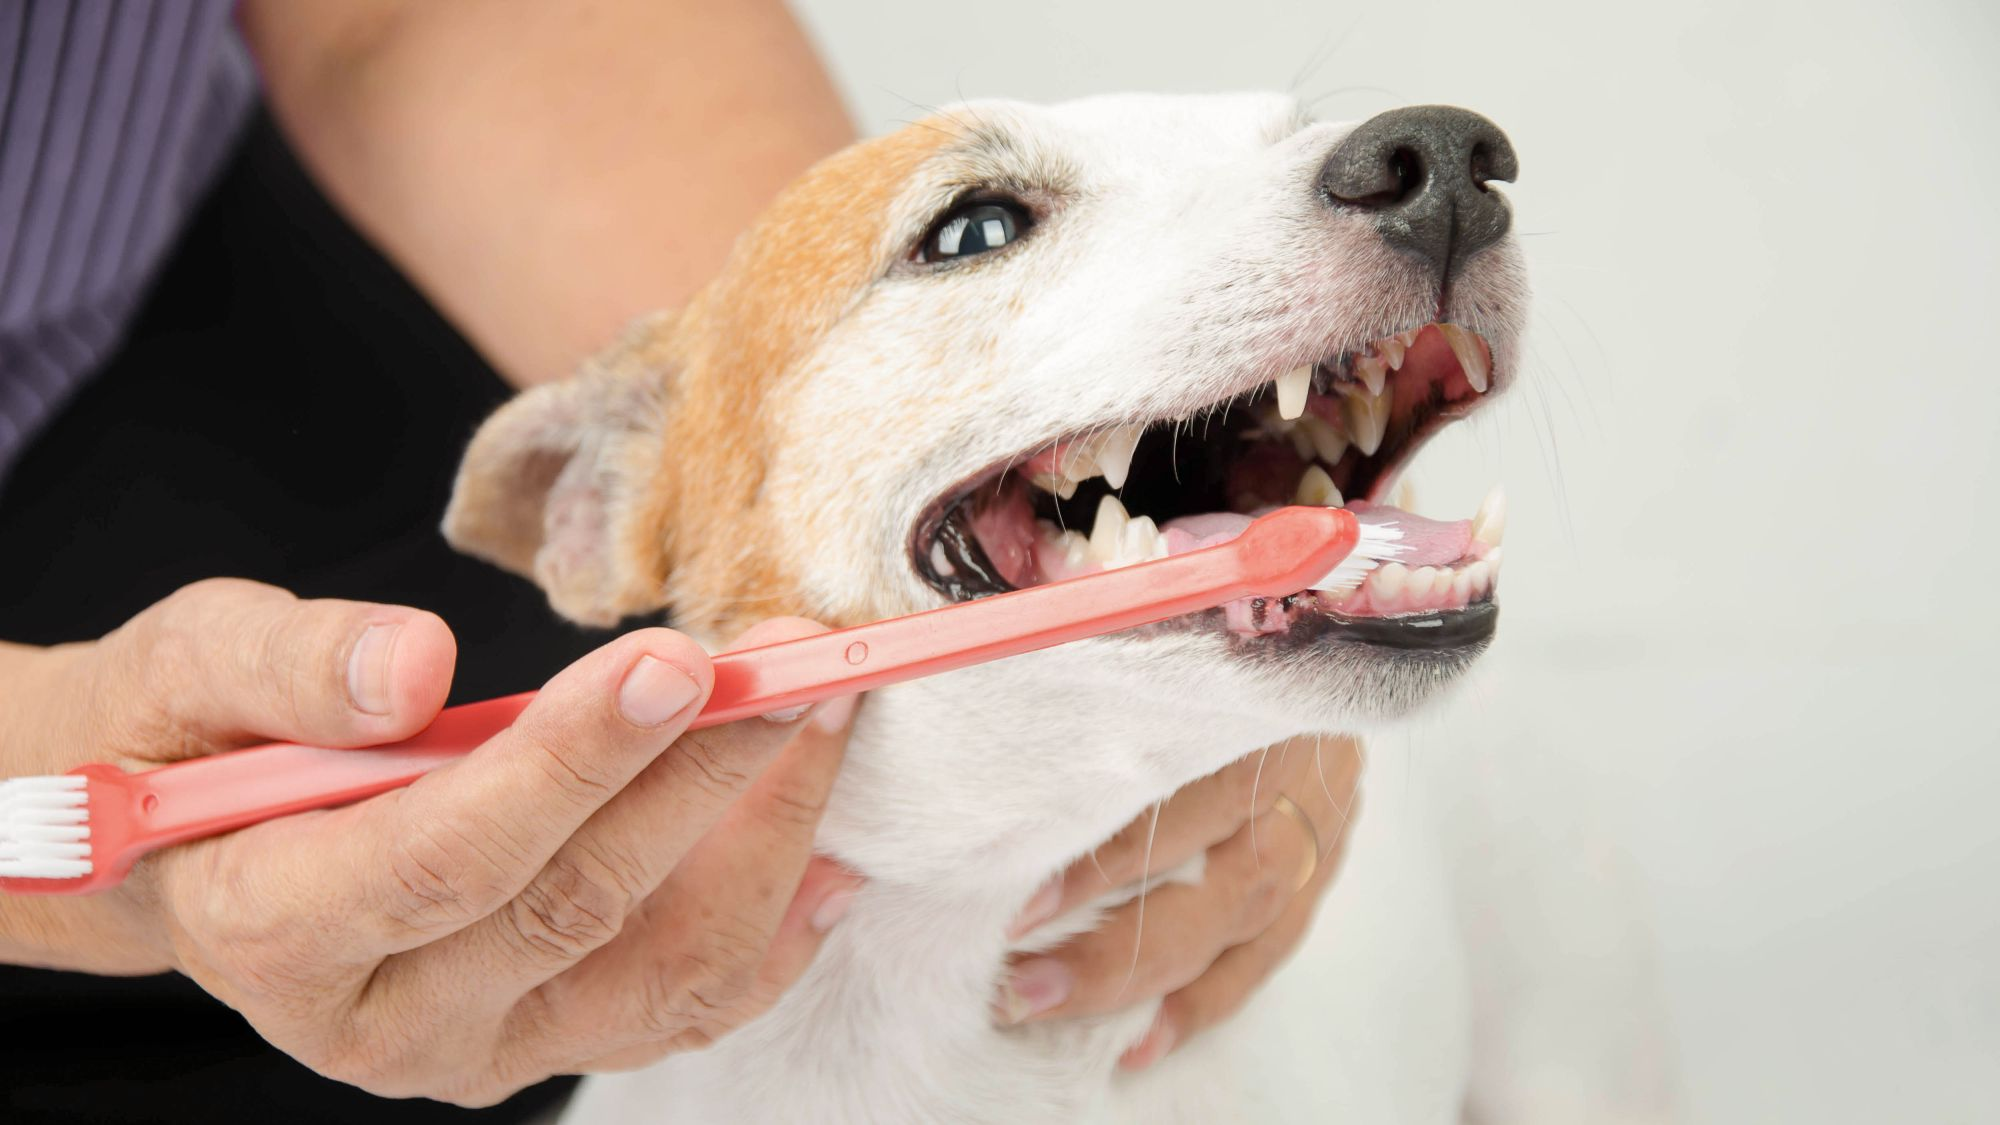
[0,579,863,1106]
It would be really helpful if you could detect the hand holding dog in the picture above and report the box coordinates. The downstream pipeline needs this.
[0,579,861,1106]
[998,735,1362,1068]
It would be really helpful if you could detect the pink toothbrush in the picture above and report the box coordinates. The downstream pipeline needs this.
[0,506,1399,895]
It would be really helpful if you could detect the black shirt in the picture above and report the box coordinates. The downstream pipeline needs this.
[0,110,617,1125]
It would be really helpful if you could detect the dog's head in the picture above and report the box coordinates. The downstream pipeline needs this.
[447,93,1526,876]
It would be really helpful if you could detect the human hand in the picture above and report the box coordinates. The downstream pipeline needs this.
[0,579,861,1104]
[994,735,1362,1069]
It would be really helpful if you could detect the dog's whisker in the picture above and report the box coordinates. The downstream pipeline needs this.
[1115,799,1166,1006]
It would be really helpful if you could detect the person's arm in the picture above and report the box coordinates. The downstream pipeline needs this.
[236,0,856,386]
[0,580,862,1104]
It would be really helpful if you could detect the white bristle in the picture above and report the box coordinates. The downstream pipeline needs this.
[1306,521,1408,592]
[0,775,93,879]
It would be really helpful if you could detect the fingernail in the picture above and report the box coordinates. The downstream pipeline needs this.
[346,623,401,716]
[1007,875,1063,938]
[810,880,860,933]
[1119,1012,1177,1070]
[619,655,701,727]
[997,958,1072,1024]
[810,692,859,734]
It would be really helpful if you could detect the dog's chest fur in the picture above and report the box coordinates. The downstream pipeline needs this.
[562,676,1471,1125]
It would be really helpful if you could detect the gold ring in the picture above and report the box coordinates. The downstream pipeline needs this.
[1270,794,1321,892]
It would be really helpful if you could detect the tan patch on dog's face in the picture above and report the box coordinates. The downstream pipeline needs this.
[622,122,963,636]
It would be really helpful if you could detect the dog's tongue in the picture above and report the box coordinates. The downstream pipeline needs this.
[1344,501,1472,567]
[1162,503,1471,568]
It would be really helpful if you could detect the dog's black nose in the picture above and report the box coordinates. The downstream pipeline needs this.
[1320,105,1518,279]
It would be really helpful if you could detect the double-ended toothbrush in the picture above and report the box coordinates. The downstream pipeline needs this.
[0,506,1400,894]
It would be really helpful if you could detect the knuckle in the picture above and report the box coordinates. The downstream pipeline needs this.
[756,770,833,834]
[380,822,509,936]
[505,853,631,963]
[639,926,766,1037]
[664,730,759,802]
[527,725,622,805]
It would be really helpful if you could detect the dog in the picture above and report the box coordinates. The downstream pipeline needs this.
[444,93,1672,1123]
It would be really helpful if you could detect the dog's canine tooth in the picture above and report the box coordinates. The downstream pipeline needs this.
[1274,364,1312,420]
[929,539,956,577]
[1086,494,1131,563]
[1300,415,1348,465]
[1342,383,1392,456]
[1438,323,1490,393]
[1354,354,1388,398]
[1254,401,1299,437]
[1093,424,1144,490]
[1377,334,1407,371]
[1294,464,1343,508]
[1471,483,1506,547]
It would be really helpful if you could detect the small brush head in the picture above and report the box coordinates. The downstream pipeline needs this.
[0,775,92,879]
[1306,520,1407,592]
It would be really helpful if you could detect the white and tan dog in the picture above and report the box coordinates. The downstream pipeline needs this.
[445,93,1669,1123]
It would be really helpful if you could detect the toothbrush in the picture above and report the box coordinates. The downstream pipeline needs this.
[0,506,1400,894]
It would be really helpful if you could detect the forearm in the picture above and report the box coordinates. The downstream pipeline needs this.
[238,0,856,386]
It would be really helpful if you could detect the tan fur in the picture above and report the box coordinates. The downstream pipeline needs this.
[446,122,958,629]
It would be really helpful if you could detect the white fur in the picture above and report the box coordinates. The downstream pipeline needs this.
[531,94,1666,1123]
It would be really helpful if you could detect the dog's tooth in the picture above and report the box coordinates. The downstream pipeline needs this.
[1452,567,1476,601]
[1417,566,1448,599]
[1274,364,1312,421]
[1029,471,1079,500]
[1398,328,1420,348]
[929,539,955,577]
[1483,546,1504,577]
[1086,494,1130,562]
[1056,442,1102,485]
[1093,424,1143,490]
[1471,484,1506,547]
[1119,515,1163,566]
[1300,415,1348,465]
[1373,561,1408,600]
[1061,530,1091,567]
[1438,323,1490,393]
[1342,384,1392,457]
[1354,354,1388,398]
[1289,428,1317,460]
[1377,335,1407,371]
[1294,464,1343,508]
[1255,401,1298,436]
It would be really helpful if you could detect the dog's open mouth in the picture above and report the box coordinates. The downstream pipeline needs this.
[913,323,1507,648]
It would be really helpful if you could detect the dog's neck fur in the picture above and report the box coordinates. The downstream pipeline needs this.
[576,644,1310,1123]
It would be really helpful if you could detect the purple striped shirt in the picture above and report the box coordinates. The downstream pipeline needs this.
[0,0,255,487]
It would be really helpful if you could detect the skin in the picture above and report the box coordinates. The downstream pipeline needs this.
[0,581,862,1105]
[0,0,1362,1099]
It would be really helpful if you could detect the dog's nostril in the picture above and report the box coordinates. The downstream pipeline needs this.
[1320,105,1518,280]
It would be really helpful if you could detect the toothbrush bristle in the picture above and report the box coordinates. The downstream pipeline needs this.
[0,775,93,879]
[1306,521,1407,593]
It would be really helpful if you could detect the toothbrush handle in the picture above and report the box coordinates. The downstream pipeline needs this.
[114,507,1358,867]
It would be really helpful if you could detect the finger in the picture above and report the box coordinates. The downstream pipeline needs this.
[566,854,863,1075]
[74,578,457,764]
[1122,789,1361,1071]
[504,668,861,1068]
[362,619,848,1066]
[331,626,716,955]
[1014,736,1355,937]
[997,795,1317,1024]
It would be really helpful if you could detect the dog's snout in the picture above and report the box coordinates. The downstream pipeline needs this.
[1320,105,1518,279]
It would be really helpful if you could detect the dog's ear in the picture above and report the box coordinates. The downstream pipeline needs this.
[444,334,672,627]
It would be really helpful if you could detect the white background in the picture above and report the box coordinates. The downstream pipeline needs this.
[791,1,2000,1119]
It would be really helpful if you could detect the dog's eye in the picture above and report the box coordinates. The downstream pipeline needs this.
[919,201,1031,263]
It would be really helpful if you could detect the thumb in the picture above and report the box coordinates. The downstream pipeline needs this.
[74,578,457,764]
